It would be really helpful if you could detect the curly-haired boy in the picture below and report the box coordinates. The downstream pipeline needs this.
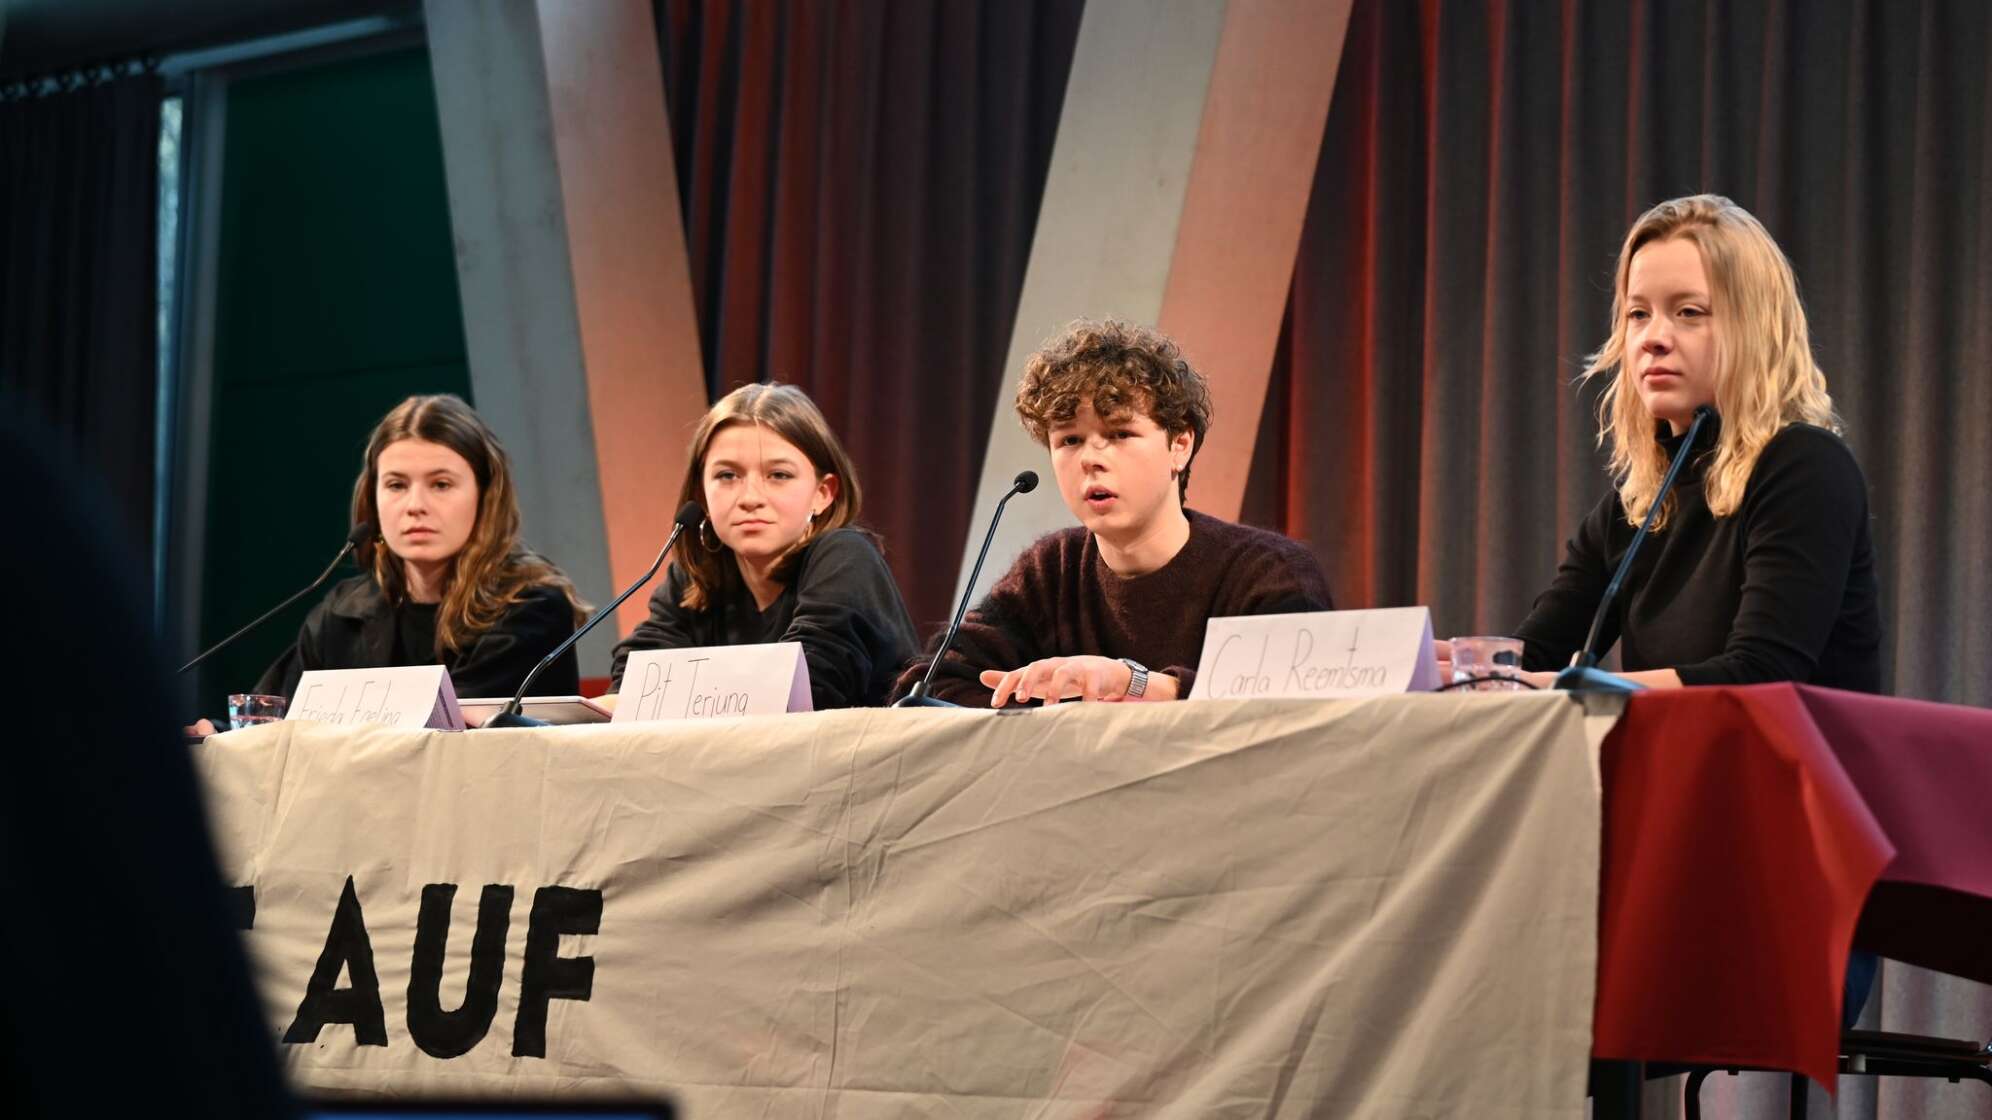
[895,319,1333,706]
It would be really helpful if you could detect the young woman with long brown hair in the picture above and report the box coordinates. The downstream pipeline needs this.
[608,382,917,709]
[254,394,590,698]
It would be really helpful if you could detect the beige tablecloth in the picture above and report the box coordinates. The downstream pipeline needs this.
[195,692,1604,1118]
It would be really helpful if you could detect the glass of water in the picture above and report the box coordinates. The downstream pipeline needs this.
[1448,636,1526,691]
[227,693,289,730]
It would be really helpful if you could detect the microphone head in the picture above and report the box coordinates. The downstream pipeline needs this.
[1693,404,1717,422]
[1012,470,1039,494]
[346,521,376,547]
[675,501,705,530]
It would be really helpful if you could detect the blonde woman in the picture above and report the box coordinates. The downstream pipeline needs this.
[1505,195,1881,691]
[608,382,918,709]
[254,394,590,699]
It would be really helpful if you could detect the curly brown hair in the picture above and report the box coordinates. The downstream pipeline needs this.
[1014,319,1213,500]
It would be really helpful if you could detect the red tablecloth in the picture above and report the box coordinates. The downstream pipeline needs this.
[1591,684,1992,1087]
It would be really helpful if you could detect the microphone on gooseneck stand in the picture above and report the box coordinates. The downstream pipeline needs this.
[484,501,706,728]
[896,470,1040,708]
[1555,405,1716,693]
[178,521,375,675]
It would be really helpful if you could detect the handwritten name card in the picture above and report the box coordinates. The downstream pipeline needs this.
[1190,607,1440,700]
[613,642,812,723]
[288,665,465,730]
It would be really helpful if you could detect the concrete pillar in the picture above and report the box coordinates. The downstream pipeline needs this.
[959,0,1349,607]
[426,0,708,673]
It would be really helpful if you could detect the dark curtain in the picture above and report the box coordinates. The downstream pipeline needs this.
[0,74,163,565]
[1247,0,1992,712]
[1243,3,1991,1116]
[653,0,1085,631]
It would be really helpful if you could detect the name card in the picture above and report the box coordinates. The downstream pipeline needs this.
[1190,607,1440,700]
[288,665,465,730]
[613,642,812,723]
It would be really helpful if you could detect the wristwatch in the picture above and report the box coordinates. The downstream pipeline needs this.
[1118,658,1149,700]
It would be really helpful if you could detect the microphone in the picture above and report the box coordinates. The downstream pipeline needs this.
[484,501,705,728]
[1555,405,1715,693]
[178,521,374,675]
[896,470,1040,708]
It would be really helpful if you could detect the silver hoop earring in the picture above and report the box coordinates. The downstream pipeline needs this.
[698,517,723,552]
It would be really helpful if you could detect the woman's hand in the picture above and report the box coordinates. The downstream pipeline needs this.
[185,719,219,738]
[978,656,1179,707]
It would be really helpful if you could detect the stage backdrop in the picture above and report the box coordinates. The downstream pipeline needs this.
[652,0,1086,636]
[650,0,1991,716]
[1242,0,1992,713]
[195,695,1605,1117]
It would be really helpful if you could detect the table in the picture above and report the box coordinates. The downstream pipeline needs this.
[196,693,1606,1118]
[1595,684,1992,1093]
[190,685,1992,1115]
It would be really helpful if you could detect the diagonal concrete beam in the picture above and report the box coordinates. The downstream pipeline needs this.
[427,0,708,671]
[1157,0,1353,521]
[960,0,1348,608]
[536,0,710,638]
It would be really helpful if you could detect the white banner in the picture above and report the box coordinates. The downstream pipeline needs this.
[194,694,1605,1118]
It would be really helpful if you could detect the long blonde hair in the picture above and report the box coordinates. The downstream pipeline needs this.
[351,395,589,653]
[1583,195,1840,527]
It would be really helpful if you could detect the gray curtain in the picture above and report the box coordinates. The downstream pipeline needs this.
[1241,1,1992,1115]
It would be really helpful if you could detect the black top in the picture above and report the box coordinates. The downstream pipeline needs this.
[609,527,919,710]
[254,576,580,699]
[893,509,1335,705]
[1515,421,1883,692]
[393,601,439,666]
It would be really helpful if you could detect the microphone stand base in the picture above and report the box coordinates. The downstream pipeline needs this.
[481,711,554,728]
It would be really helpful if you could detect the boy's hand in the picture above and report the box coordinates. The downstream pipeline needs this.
[978,656,1178,706]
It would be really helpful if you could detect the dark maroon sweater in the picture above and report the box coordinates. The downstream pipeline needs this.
[896,509,1334,705]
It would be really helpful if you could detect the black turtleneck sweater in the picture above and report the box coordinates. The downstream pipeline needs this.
[1515,421,1882,692]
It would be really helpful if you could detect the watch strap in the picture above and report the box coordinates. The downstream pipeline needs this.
[1118,658,1149,700]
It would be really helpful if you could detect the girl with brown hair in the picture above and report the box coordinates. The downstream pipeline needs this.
[608,382,917,709]
[254,394,590,699]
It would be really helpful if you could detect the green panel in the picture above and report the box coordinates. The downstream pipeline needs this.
[198,47,470,713]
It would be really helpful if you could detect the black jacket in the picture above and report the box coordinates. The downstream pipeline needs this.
[1516,421,1882,692]
[254,575,580,699]
[609,527,918,710]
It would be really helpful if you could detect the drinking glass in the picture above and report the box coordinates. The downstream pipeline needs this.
[1448,636,1526,691]
[227,693,289,730]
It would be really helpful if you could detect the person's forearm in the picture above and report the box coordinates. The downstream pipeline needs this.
[1619,668,1683,689]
